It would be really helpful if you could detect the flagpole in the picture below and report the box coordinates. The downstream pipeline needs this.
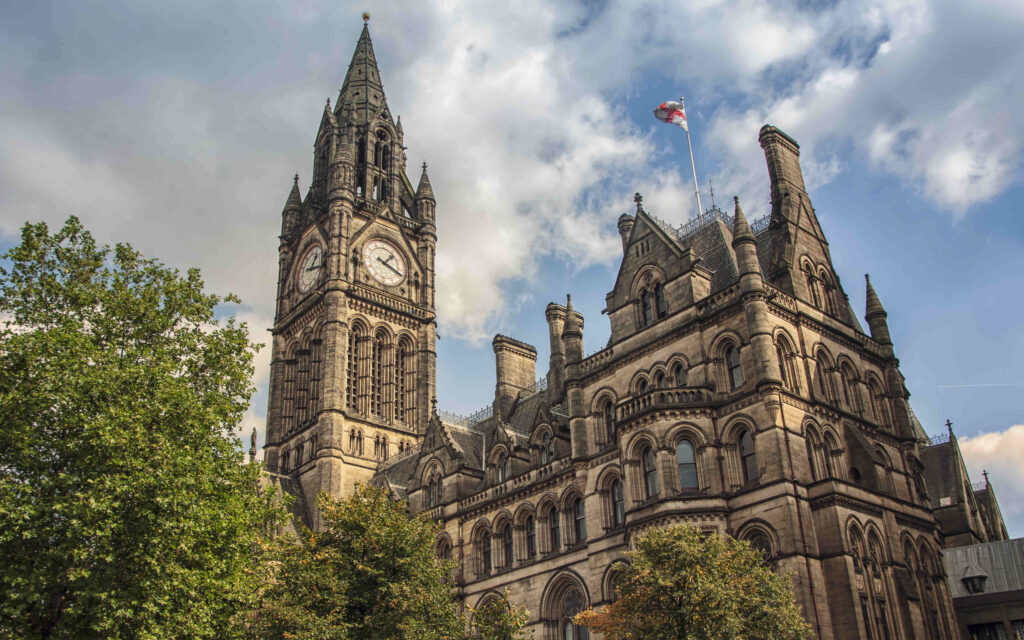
[681,98,703,217]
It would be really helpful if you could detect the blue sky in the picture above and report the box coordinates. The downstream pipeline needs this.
[1,0,1021,534]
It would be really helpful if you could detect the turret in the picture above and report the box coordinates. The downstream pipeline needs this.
[545,302,567,404]
[415,163,436,221]
[864,274,892,346]
[281,174,303,238]
[561,295,584,365]
[617,213,635,254]
[732,197,782,390]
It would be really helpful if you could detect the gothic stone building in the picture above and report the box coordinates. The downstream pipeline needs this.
[263,20,1003,640]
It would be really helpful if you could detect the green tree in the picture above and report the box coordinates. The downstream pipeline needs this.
[244,485,463,640]
[576,525,811,640]
[0,217,283,640]
[470,589,532,640]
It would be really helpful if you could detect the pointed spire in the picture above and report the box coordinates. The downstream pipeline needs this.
[415,162,435,201]
[865,274,886,318]
[562,294,581,337]
[396,115,403,135]
[732,196,755,244]
[284,174,302,211]
[338,15,387,125]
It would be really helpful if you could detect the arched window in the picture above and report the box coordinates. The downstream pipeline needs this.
[502,522,514,567]
[610,479,625,527]
[548,506,561,551]
[640,289,652,327]
[747,533,773,566]
[821,272,839,316]
[310,339,322,416]
[726,345,744,389]
[525,516,537,559]
[480,531,492,575]
[677,440,698,490]
[775,339,795,391]
[654,282,667,319]
[356,430,364,456]
[869,380,892,430]
[573,497,587,543]
[805,268,821,308]
[822,433,837,478]
[346,329,359,411]
[602,399,616,442]
[371,333,385,416]
[540,432,552,464]
[349,428,357,453]
[558,588,590,640]
[653,371,666,389]
[496,452,508,483]
[374,434,381,459]
[436,538,451,562]
[805,429,821,482]
[396,341,408,422]
[636,378,648,395]
[816,353,834,403]
[672,362,687,387]
[357,136,366,164]
[840,364,861,415]
[428,474,441,507]
[374,139,382,168]
[380,435,388,460]
[641,445,659,498]
[739,429,758,483]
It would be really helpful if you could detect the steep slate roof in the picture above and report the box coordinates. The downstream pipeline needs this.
[920,441,957,503]
[372,451,421,500]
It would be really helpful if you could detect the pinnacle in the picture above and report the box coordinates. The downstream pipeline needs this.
[284,176,302,211]
[732,196,755,244]
[415,162,435,201]
[562,294,581,336]
[865,274,886,318]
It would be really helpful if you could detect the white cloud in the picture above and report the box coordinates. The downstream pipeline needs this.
[2,0,1023,415]
[959,424,1024,537]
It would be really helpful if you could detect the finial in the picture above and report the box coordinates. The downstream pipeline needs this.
[362,11,370,22]
[294,173,299,184]
[326,97,331,107]
[634,192,644,214]
[431,396,438,413]
[709,180,716,210]
[983,469,990,486]
[946,419,954,436]
[566,293,572,307]
[422,161,428,172]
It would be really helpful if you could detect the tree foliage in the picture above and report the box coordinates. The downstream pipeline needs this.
[470,589,532,640]
[0,217,282,640]
[575,525,811,640]
[243,485,463,640]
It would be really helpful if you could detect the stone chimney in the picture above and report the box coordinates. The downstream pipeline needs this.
[617,213,635,254]
[492,335,537,418]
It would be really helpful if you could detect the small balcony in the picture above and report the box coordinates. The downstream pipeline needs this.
[616,387,714,424]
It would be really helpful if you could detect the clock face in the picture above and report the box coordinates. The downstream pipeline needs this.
[363,239,405,286]
[297,245,323,293]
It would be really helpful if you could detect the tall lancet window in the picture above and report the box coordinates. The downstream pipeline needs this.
[310,338,322,416]
[346,330,359,411]
[371,333,384,416]
[396,341,407,422]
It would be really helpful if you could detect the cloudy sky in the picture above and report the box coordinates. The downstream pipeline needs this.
[2,0,1022,534]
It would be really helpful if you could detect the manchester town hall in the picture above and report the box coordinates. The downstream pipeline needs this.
[261,20,1008,640]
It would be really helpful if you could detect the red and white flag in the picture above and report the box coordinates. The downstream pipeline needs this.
[654,100,688,131]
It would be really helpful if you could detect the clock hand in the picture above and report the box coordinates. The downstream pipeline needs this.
[376,256,402,276]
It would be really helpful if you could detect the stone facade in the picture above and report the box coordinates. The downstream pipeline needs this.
[265,21,1006,640]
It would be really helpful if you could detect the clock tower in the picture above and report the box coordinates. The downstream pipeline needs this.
[263,17,437,526]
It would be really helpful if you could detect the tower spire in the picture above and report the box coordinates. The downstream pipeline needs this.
[337,15,387,125]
